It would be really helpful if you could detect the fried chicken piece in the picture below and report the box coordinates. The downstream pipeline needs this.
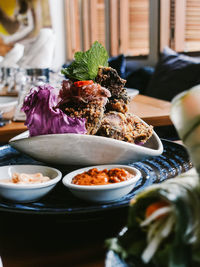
[96,66,130,113]
[106,93,129,113]
[57,80,111,135]
[96,66,126,96]
[64,101,105,135]
[97,111,153,144]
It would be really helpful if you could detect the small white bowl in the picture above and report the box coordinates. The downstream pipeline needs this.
[126,88,139,100]
[62,165,141,203]
[0,165,62,203]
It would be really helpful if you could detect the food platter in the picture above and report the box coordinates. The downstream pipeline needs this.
[9,125,163,166]
[13,43,160,166]
[0,139,192,218]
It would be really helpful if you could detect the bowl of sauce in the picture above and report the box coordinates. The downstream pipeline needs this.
[1,172,51,184]
[62,165,141,203]
[71,167,133,185]
[0,165,62,203]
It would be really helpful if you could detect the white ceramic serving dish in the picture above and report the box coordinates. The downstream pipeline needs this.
[9,127,163,166]
[126,88,139,100]
[62,165,141,203]
[0,165,62,203]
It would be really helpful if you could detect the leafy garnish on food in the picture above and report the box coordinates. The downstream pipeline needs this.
[61,41,109,81]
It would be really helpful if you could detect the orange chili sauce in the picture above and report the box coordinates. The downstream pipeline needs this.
[72,168,133,186]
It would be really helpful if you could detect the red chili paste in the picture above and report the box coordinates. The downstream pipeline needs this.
[72,168,133,186]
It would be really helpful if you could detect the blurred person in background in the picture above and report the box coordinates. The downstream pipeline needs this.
[0,0,51,53]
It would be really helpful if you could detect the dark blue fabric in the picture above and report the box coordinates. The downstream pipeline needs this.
[145,47,200,101]
[62,63,70,69]
[108,54,127,78]
[108,55,154,93]
[125,66,154,93]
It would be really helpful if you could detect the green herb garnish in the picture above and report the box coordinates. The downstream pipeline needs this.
[61,41,109,81]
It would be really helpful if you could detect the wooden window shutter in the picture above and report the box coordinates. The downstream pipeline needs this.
[109,0,119,56]
[96,0,106,47]
[82,0,91,52]
[82,0,106,50]
[174,0,186,51]
[65,0,81,60]
[110,0,149,56]
[119,0,129,54]
[185,0,200,51]
[160,0,185,52]
[65,0,106,60]
[160,0,171,51]
[160,0,200,52]
[128,0,149,56]
[65,0,149,60]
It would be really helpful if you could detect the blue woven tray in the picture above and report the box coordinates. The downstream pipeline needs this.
[0,140,192,216]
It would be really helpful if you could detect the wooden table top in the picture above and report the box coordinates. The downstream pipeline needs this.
[129,94,172,126]
[0,94,172,143]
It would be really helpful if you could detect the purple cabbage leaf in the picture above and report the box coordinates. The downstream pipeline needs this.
[22,84,87,137]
